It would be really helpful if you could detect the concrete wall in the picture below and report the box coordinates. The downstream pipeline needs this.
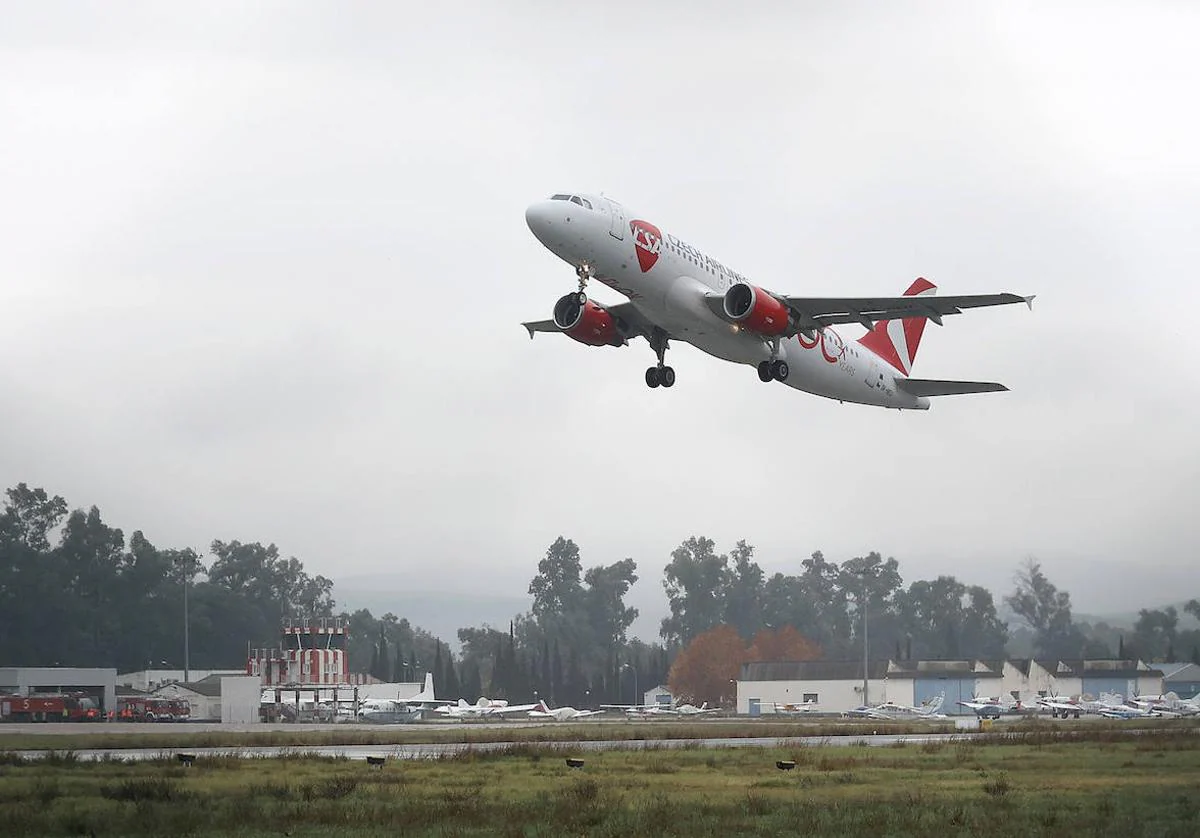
[0,667,117,713]
[221,676,263,724]
[737,677,895,714]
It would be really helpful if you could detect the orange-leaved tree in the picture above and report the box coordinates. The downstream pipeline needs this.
[745,625,822,663]
[669,624,823,707]
[667,624,746,707]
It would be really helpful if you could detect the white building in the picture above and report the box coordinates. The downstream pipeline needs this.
[643,684,673,707]
[737,660,897,716]
[737,658,1166,715]
[153,674,223,720]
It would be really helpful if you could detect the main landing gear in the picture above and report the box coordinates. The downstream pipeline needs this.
[645,328,675,389]
[757,360,789,382]
[757,337,789,383]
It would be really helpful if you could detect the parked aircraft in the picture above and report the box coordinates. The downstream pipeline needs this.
[528,701,606,721]
[523,193,1034,409]
[851,693,947,720]
[356,673,449,723]
[432,697,540,719]
[771,700,820,715]
[673,702,720,716]
[958,693,1031,719]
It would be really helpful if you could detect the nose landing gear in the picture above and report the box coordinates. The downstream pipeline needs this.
[645,328,675,389]
[573,262,593,306]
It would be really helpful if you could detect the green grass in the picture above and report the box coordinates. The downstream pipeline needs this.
[0,728,1198,836]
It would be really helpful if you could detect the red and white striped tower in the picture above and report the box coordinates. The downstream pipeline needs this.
[247,616,350,687]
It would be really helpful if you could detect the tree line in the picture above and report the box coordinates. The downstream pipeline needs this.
[2,484,1196,707]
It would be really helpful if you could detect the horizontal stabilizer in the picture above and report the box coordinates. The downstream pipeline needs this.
[897,378,1009,397]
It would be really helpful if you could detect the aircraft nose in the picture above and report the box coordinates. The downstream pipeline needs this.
[525,200,557,240]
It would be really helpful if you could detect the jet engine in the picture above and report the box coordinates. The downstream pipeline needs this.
[552,293,623,347]
[723,282,791,336]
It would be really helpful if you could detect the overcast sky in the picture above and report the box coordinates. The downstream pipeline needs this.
[2,2,1198,641]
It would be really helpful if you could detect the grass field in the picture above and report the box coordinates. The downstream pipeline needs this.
[1,728,1198,836]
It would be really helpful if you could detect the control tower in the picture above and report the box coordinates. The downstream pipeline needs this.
[247,616,349,687]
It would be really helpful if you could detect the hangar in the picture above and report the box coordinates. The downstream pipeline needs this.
[736,658,1168,715]
[0,667,117,715]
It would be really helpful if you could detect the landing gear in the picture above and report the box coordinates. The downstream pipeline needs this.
[756,360,789,382]
[574,263,593,305]
[645,328,675,389]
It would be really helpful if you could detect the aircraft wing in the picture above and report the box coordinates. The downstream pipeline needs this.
[523,302,659,342]
[779,292,1035,331]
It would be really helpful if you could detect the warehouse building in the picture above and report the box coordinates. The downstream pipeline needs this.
[737,658,1167,715]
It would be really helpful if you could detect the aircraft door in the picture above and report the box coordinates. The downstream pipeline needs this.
[605,198,625,240]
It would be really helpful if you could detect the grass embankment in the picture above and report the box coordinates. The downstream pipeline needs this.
[1,728,1197,836]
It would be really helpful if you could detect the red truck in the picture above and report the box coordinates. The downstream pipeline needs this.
[115,696,190,722]
[1,693,102,722]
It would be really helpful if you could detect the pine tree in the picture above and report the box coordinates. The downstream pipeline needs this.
[393,645,404,683]
[1118,634,1125,658]
[444,651,461,699]
[461,657,482,702]
[376,624,389,681]
[433,643,444,699]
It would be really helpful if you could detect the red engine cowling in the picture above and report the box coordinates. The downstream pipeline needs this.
[723,282,791,336]
[553,293,622,346]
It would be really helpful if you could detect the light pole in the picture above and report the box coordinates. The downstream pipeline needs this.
[622,663,638,707]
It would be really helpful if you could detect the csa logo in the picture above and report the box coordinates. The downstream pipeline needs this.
[630,219,662,273]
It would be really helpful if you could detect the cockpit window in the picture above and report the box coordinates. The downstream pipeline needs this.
[550,194,592,209]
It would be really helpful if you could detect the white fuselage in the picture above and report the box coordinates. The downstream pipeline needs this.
[526,195,929,409]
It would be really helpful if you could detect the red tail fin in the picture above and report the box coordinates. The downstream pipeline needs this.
[857,277,936,375]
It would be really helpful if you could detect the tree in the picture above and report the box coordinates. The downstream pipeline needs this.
[1131,607,1178,661]
[745,625,821,663]
[661,536,728,645]
[1004,559,1084,658]
[667,624,746,706]
[528,537,583,619]
[583,558,639,659]
[723,540,764,639]
[895,576,1008,659]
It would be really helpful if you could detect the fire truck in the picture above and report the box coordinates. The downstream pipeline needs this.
[115,696,191,722]
[0,693,102,722]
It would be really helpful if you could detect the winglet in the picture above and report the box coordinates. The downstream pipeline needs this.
[523,323,536,339]
[1024,295,1036,310]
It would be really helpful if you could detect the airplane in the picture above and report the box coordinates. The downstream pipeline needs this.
[527,700,606,721]
[958,692,1031,720]
[673,701,721,716]
[771,699,820,715]
[601,702,678,718]
[522,193,1035,409]
[356,672,450,724]
[432,697,540,719]
[851,692,947,720]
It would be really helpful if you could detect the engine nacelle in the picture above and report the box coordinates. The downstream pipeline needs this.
[723,282,791,336]
[553,293,622,347]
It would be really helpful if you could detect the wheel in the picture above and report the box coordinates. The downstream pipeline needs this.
[574,291,588,306]
[757,361,772,382]
[659,366,676,387]
[772,360,789,381]
[645,367,661,388]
